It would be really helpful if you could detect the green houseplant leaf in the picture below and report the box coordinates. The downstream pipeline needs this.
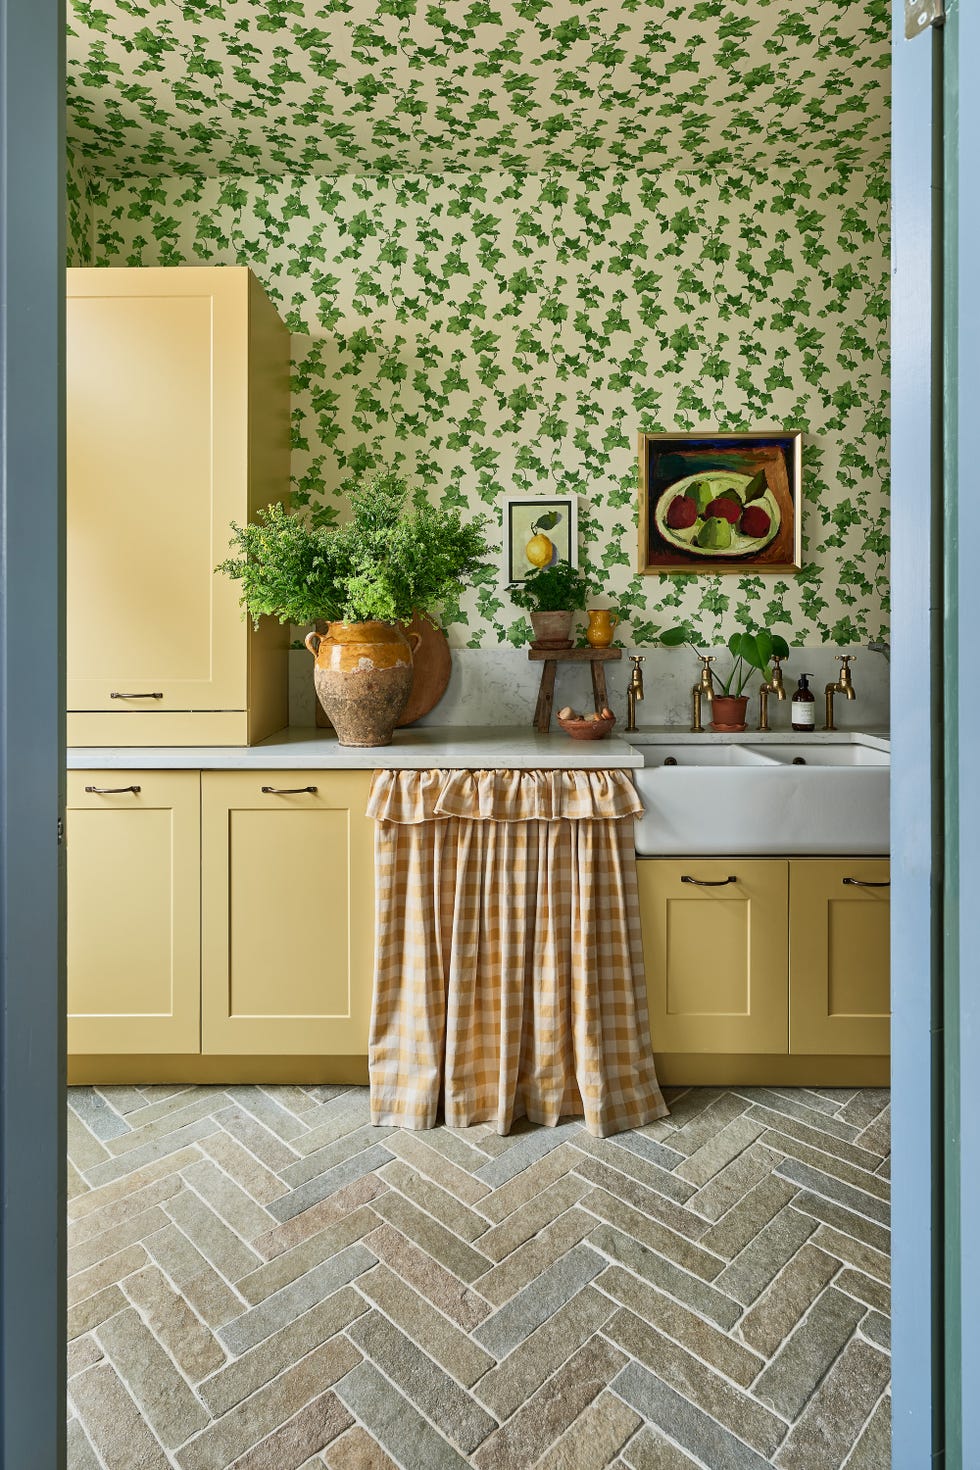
[217,473,491,628]
[509,560,593,613]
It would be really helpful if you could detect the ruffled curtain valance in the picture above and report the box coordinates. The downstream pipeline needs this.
[366,767,645,825]
[368,768,666,1139]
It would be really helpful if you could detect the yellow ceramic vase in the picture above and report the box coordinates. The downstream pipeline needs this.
[585,608,620,647]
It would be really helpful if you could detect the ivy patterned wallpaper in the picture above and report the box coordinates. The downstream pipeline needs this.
[66,1,890,651]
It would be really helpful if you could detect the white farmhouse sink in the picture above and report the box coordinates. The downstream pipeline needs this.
[629,736,889,856]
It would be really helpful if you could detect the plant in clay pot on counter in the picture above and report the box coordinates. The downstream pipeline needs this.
[510,560,593,649]
[218,473,489,746]
[660,622,790,731]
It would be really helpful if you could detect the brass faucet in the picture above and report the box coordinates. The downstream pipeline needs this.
[824,655,856,730]
[691,655,715,733]
[758,655,787,732]
[626,655,645,732]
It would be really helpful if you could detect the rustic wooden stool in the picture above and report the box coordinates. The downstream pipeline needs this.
[528,647,623,733]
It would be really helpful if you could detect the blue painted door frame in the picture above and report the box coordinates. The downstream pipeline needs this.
[893,0,980,1463]
[945,1,980,1462]
[0,0,67,1466]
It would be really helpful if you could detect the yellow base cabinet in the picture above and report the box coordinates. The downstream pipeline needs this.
[638,855,890,1084]
[67,772,201,1055]
[201,771,375,1057]
[66,267,290,747]
[789,859,891,1056]
[637,860,789,1055]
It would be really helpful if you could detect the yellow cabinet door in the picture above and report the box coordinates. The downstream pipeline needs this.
[637,859,789,1054]
[202,771,374,1056]
[789,859,890,1056]
[67,772,201,1055]
[66,267,251,715]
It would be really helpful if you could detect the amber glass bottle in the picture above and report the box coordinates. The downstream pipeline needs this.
[792,673,816,731]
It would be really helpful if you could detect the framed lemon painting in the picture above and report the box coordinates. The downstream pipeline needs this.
[639,430,803,574]
[503,494,579,583]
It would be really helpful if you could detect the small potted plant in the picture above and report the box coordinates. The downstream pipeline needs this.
[218,473,489,746]
[661,622,790,730]
[510,561,593,649]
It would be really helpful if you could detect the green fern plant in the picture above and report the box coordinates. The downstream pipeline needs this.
[218,473,490,627]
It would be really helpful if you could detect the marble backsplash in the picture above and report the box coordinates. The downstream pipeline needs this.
[289,643,889,734]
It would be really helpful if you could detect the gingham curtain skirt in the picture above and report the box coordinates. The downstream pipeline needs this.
[366,769,667,1138]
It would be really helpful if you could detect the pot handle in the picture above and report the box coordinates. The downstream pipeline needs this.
[407,631,422,656]
[609,613,620,628]
[304,629,322,657]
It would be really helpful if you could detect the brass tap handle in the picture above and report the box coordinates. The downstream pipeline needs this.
[696,654,716,694]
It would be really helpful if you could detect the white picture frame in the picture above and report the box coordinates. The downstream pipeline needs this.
[502,493,579,584]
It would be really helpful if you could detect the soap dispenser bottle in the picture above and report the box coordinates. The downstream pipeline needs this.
[792,674,816,731]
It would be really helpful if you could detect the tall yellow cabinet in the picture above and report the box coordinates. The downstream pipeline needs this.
[66,267,290,747]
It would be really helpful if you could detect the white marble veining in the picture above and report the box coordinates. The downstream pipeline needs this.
[68,722,889,772]
[288,641,890,731]
[67,724,646,771]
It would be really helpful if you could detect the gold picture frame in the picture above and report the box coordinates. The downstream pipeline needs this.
[638,430,803,574]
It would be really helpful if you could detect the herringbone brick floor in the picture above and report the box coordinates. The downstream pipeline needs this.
[66,1084,891,1469]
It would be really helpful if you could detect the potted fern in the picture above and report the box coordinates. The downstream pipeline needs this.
[510,561,593,649]
[661,623,790,730]
[218,474,489,746]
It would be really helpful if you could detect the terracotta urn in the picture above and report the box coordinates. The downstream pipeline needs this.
[529,610,573,650]
[304,621,421,747]
[711,694,749,732]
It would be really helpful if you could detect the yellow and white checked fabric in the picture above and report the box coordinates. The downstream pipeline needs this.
[367,769,667,1138]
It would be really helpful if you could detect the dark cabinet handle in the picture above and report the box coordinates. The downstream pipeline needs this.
[110,691,163,699]
[843,877,890,888]
[84,784,141,795]
[260,785,318,795]
[681,874,737,887]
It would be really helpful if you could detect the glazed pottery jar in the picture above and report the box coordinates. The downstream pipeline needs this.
[304,621,421,747]
[585,608,619,647]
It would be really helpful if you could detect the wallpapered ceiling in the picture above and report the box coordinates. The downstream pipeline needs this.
[66,0,889,650]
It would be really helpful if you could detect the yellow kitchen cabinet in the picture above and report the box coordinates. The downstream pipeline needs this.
[637,855,890,1084]
[66,266,290,747]
[637,859,789,1055]
[789,859,890,1056]
[201,771,375,1056]
[67,771,201,1055]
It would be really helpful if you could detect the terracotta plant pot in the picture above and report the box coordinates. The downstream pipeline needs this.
[711,694,749,731]
[304,621,421,747]
[529,609,573,650]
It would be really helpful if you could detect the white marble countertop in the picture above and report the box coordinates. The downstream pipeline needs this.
[67,723,890,771]
[67,724,646,770]
[620,726,891,752]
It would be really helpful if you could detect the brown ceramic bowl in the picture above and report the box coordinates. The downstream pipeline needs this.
[557,713,617,740]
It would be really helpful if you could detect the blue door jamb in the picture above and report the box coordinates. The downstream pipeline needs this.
[0,1,67,1466]
[891,2,945,1464]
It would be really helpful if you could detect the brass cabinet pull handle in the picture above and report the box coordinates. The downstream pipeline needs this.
[84,784,141,795]
[110,691,163,700]
[260,785,318,795]
[681,874,737,887]
[843,877,890,887]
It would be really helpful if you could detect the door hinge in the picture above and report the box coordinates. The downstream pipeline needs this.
[57,818,65,847]
[906,0,944,39]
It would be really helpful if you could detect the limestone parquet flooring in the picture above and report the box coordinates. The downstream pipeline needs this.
[66,1084,891,1469]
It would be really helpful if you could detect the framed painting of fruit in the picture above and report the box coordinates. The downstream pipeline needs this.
[638,430,803,574]
[503,493,579,584]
